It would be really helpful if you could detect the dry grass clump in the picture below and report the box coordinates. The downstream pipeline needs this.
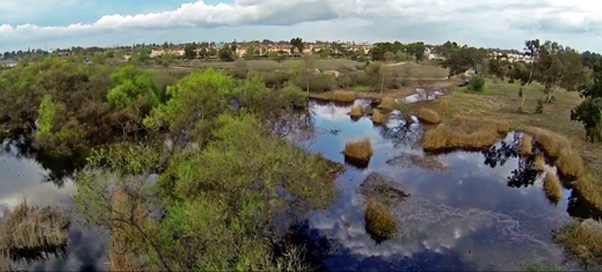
[534,154,546,172]
[524,127,570,158]
[379,97,397,112]
[555,219,602,267]
[422,122,500,151]
[350,104,366,119]
[364,199,397,243]
[332,90,356,103]
[0,202,69,252]
[416,108,441,124]
[556,147,585,179]
[573,175,602,213]
[521,135,533,156]
[372,109,388,125]
[344,138,373,161]
[543,171,563,203]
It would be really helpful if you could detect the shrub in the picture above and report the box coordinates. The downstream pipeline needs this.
[467,75,485,92]
[332,91,356,103]
[416,108,441,124]
[344,138,373,161]
[521,134,533,156]
[260,70,292,88]
[556,147,585,179]
[379,97,398,112]
[364,199,397,243]
[543,171,563,203]
[535,99,544,114]
[350,104,366,119]
[555,219,602,267]
[372,109,387,125]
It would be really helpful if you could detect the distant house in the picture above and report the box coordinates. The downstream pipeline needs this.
[150,49,165,58]
[0,59,17,68]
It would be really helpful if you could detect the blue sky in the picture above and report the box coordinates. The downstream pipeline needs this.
[1,0,601,52]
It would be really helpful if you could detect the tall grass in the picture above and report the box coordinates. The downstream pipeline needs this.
[350,104,366,119]
[555,219,602,267]
[0,202,69,253]
[372,109,387,125]
[521,135,533,156]
[573,175,602,213]
[534,154,546,172]
[379,97,398,112]
[364,199,397,243]
[422,115,510,151]
[543,171,563,203]
[524,127,570,159]
[556,147,585,179]
[416,108,441,124]
[344,138,373,161]
[332,91,356,103]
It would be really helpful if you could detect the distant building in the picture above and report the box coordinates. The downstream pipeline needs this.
[0,59,17,68]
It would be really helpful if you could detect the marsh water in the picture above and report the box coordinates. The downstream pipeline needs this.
[0,99,596,270]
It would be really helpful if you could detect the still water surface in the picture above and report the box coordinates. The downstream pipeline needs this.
[0,99,591,270]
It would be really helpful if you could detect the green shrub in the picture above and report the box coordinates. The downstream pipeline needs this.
[467,75,485,92]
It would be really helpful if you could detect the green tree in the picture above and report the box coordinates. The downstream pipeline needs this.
[384,51,395,63]
[508,61,534,112]
[184,44,197,60]
[38,95,57,134]
[300,54,316,94]
[290,37,304,54]
[572,62,602,142]
[218,46,234,62]
[365,61,391,97]
[244,45,258,60]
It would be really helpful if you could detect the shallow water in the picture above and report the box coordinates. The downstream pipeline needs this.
[0,99,594,271]
[298,100,584,271]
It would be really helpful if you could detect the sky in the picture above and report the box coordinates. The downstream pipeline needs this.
[0,0,601,52]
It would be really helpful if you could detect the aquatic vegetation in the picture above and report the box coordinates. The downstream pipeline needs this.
[0,202,69,256]
[556,147,585,179]
[534,154,546,172]
[543,171,563,203]
[332,90,356,103]
[364,199,398,243]
[524,127,570,159]
[416,108,441,124]
[555,219,602,268]
[521,134,533,156]
[350,104,366,119]
[344,138,373,161]
[372,109,388,125]
[422,123,499,151]
[573,175,602,213]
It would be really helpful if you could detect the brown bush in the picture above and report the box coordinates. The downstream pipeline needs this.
[364,199,397,243]
[344,138,373,161]
[521,134,533,156]
[416,108,440,124]
[555,219,602,267]
[573,175,602,213]
[332,90,356,103]
[556,147,585,179]
[372,109,388,125]
[350,104,366,119]
[379,97,397,112]
[543,171,563,203]
[534,154,546,172]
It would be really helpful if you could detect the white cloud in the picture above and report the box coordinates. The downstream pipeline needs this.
[1,0,602,51]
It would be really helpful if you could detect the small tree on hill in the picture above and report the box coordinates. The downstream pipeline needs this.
[572,62,602,143]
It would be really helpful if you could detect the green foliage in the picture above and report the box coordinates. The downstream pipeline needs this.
[38,95,57,134]
[282,82,307,108]
[290,37,304,54]
[572,63,602,142]
[535,99,544,114]
[233,59,248,79]
[218,47,234,62]
[144,69,237,143]
[184,44,197,60]
[107,66,160,113]
[467,75,485,92]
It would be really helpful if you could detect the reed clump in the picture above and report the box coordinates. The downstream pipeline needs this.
[543,171,563,203]
[332,91,356,103]
[453,116,510,134]
[524,127,570,159]
[350,104,366,119]
[416,108,441,124]
[555,219,602,267]
[573,175,602,213]
[379,97,397,112]
[364,199,397,243]
[372,109,388,125]
[556,147,585,179]
[0,202,69,253]
[521,134,533,156]
[344,138,373,161]
[534,154,546,172]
